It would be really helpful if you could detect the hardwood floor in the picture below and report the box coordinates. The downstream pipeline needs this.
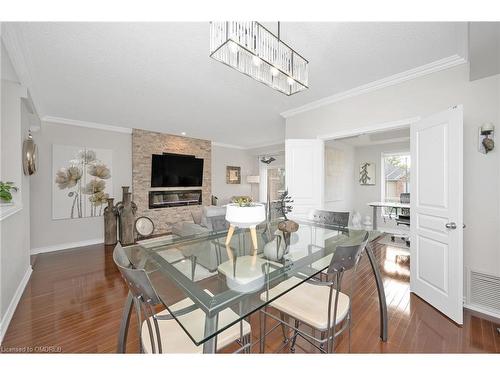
[1,242,499,353]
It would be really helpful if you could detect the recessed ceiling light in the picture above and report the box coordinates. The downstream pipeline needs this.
[181,132,186,136]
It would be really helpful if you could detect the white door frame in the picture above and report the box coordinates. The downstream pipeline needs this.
[259,161,285,202]
[317,117,421,142]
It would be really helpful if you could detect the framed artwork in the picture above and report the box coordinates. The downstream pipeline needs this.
[52,145,113,219]
[226,166,241,184]
[359,162,376,185]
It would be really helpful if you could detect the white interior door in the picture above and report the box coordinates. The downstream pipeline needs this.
[410,105,464,324]
[285,139,324,217]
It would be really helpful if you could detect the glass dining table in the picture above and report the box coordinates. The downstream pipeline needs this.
[117,218,388,353]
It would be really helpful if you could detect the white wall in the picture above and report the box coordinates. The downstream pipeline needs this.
[324,141,355,212]
[30,132,278,252]
[30,121,132,253]
[211,145,257,205]
[286,64,500,305]
[211,144,286,205]
[1,41,18,82]
[257,151,285,203]
[0,40,33,342]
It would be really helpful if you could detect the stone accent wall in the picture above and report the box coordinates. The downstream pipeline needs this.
[132,129,211,234]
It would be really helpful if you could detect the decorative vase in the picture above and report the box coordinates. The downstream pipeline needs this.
[103,198,118,246]
[362,215,372,230]
[117,186,137,245]
[351,211,362,228]
[263,230,287,261]
[278,219,299,248]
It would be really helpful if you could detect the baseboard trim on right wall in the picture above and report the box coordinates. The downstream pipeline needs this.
[464,304,500,324]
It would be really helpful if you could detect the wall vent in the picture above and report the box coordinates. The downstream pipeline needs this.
[469,270,500,314]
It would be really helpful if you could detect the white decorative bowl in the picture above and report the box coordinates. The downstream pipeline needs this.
[225,203,266,228]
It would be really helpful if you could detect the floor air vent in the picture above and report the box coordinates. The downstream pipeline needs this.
[470,270,500,314]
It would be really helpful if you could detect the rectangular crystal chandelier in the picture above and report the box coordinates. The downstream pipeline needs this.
[209,22,309,96]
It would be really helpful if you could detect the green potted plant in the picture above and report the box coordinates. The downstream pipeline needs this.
[0,181,19,204]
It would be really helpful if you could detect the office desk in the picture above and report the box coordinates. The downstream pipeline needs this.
[368,201,410,230]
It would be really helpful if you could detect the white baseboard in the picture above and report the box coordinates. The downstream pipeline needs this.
[464,303,500,321]
[0,266,33,344]
[31,238,104,255]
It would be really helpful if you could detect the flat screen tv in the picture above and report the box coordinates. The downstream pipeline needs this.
[151,153,204,187]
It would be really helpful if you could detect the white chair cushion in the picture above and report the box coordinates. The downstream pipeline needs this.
[260,277,350,331]
[141,289,251,353]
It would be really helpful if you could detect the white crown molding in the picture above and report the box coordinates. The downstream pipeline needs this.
[211,141,246,150]
[42,116,133,134]
[280,54,468,119]
[212,140,285,151]
[0,266,32,344]
[1,23,44,118]
[31,238,104,255]
[245,140,285,151]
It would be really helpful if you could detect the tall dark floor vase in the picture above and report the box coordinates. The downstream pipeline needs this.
[117,186,137,246]
[104,198,118,245]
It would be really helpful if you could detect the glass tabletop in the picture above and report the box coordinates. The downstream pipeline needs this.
[123,219,381,347]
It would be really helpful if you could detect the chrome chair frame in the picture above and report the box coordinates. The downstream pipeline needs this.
[259,232,369,353]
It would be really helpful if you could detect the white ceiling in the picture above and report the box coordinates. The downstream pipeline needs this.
[8,22,467,148]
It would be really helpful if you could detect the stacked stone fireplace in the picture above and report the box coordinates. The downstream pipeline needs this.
[132,129,211,234]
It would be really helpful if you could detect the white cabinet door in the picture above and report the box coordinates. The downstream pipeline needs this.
[410,105,464,324]
[285,139,324,217]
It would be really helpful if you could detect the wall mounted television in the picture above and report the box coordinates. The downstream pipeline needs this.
[151,153,204,187]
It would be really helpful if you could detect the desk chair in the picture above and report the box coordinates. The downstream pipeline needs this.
[391,193,410,247]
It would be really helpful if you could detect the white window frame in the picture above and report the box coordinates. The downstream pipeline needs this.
[380,150,411,204]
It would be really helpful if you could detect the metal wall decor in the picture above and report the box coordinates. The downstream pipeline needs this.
[22,131,37,176]
[52,145,113,219]
[135,216,154,239]
[209,21,309,96]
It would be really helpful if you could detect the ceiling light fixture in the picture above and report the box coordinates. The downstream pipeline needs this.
[209,22,309,96]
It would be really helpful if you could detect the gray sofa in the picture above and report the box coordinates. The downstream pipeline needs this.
[171,206,229,272]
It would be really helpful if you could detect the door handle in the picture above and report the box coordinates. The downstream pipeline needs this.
[445,222,457,229]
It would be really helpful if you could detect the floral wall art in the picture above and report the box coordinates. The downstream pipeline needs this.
[52,145,113,220]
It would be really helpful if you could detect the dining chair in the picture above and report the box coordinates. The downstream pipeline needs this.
[113,243,251,353]
[310,209,351,277]
[311,209,350,229]
[259,232,369,353]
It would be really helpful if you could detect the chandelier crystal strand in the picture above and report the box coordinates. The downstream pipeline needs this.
[209,21,308,96]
